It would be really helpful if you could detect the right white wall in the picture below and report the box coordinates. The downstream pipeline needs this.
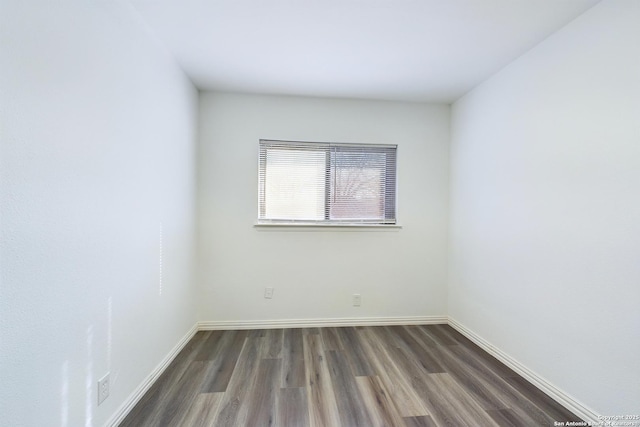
[449,0,639,417]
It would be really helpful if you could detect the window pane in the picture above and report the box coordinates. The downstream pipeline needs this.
[258,140,396,225]
[263,148,326,220]
[330,150,386,220]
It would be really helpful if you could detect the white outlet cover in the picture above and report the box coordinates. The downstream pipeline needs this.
[353,294,361,306]
[98,373,110,405]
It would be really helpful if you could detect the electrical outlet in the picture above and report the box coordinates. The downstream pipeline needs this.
[264,287,274,299]
[353,294,361,307]
[97,373,110,405]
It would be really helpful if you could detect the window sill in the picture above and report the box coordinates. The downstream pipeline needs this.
[254,223,402,231]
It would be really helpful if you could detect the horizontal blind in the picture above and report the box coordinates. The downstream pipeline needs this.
[258,140,396,224]
[330,144,396,223]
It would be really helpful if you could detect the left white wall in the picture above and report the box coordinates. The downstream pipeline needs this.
[0,1,198,426]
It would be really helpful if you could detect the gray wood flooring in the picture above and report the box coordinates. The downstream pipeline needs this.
[120,325,583,426]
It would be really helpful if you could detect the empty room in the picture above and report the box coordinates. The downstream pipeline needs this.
[1,0,639,426]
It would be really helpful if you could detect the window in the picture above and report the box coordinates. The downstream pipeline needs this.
[258,140,397,225]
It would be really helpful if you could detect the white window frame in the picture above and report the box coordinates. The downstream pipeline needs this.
[257,139,399,227]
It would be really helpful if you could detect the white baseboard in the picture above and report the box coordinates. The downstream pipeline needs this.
[105,323,199,427]
[199,315,447,330]
[447,317,600,424]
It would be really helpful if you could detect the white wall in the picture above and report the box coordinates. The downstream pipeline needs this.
[0,1,198,426]
[449,0,640,417]
[198,93,449,322]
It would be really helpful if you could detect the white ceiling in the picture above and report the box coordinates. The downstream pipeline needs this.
[129,0,600,102]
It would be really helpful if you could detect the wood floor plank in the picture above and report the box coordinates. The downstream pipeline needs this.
[503,375,583,422]
[194,330,223,361]
[420,324,458,346]
[359,328,430,417]
[403,325,439,348]
[387,326,446,373]
[282,328,306,388]
[403,415,438,427]
[303,333,340,427]
[427,344,510,411]
[336,327,376,376]
[375,327,433,380]
[179,392,224,427]
[414,372,500,427]
[326,350,373,426]
[263,329,284,359]
[435,324,481,348]
[319,327,343,351]
[446,334,518,379]
[435,343,557,426]
[154,361,209,426]
[212,337,264,426]
[245,358,281,426]
[368,337,478,422]
[276,387,310,427]
[200,330,248,393]
[355,375,406,427]
[486,408,529,427]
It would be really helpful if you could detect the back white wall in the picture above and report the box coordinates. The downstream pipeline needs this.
[449,0,640,417]
[198,93,449,323]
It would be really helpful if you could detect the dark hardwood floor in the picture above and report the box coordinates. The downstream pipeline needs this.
[120,324,583,426]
